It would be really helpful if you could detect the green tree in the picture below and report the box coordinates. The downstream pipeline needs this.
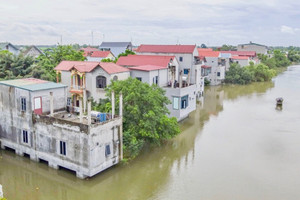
[96,78,180,159]
[0,50,35,80]
[35,45,85,81]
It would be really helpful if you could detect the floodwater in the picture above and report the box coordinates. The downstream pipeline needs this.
[1,66,300,200]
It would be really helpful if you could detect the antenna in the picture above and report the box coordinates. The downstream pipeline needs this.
[60,35,62,45]
[91,31,94,46]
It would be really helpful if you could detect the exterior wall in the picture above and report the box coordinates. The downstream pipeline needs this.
[87,67,130,100]
[7,45,20,55]
[237,44,268,55]
[24,48,42,58]
[164,84,197,121]
[232,59,250,67]
[204,57,225,86]
[60,71,72,97]
[86,57,104,62]
[130,70,151,84]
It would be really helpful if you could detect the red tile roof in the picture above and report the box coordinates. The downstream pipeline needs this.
[117,55,175,67]
[198,48,213,51]
[80,47,99,52]
[54,61,129,74]
[201,65,212,69]
[220,51,256,57]
[136,44,196,54]
[100,62,130,74]
[198,50,220,57]
[89,51,111,58]
[128,65,167,72]
[231,56,249,60]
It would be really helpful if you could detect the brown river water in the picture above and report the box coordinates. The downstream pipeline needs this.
[1,66,300,200]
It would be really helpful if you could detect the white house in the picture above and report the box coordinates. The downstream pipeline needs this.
[198,49,225,86]
[22,45,43,58]
[136,44,204,97]
[117,54,196,121]
[99,42,132,57]
[86,51,115,62]
[0,42,20,55]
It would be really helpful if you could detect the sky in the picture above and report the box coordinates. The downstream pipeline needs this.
[1,0,300,46]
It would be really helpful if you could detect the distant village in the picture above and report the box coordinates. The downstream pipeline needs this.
[0,41,270,179]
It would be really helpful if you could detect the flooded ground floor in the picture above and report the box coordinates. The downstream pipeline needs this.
[1,66,300,200]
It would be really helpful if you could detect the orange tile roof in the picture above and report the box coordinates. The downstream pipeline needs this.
[198,50,220,57]
[117,55,175,67]
[54,61,129,74]
[137,44,196,53]
[128,65,167,71]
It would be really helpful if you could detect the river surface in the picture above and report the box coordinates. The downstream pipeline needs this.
[1,66,300,200]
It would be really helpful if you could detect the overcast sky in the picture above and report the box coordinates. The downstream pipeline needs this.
[1,0,299,46]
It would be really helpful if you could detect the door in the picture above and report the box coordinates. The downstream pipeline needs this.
[34,97,42,115]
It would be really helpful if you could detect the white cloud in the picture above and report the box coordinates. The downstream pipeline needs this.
[280,25,300,34]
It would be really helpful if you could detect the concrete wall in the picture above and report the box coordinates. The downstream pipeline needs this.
[232,59,250,67]
[164,84,197,121]
[237,44,268,55]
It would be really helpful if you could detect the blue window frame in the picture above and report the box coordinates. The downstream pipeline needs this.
[179,57,183,62]
[184,69,189,75]
[105,144,111,157]
[181,95,188,109]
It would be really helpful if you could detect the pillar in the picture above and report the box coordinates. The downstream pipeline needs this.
[50,92,54,116]
[87,100,91,125]
[119,92,123,117]
[79,97,83,123]
[111,91,115,119]
[179,70,182,88]
[71,74,73,89]
[187,69,191,86]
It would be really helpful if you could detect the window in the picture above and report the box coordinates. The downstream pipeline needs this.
[173,97,179,110]
[67,97,71,106]
[153,76,158,85]
[136,77,142,81]
[96,76,107,88]
[60,141,66,156]
[113,75,118,81]
[21,97,26,111]
[181,95,188,109]
[217,72,221,77]
[183,69,189,75]
[179,57,183,62]
[105,144,111,157]
[22,130,28,144]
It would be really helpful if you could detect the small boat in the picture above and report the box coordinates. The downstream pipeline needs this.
[276,97,283,105]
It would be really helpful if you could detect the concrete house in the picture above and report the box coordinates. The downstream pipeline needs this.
[220,50,258,67]
[22,45,43,58]
[80,47,115,61]
[117,54,196,121]
[86,51,115,62]
[136,44,204,97]
[198,49,225,86]
[99,42,133,58]
[55,61,130,111]
[0,78,124,179]
[237,42,268,55]
[0,42,20,55]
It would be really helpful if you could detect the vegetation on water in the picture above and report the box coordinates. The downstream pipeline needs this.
[92,78,180,159]
[225,50,290,85]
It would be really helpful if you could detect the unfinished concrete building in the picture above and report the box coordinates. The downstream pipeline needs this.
[0,78,123,179]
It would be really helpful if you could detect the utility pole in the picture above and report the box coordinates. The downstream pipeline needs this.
[91,31,94,46]
[60,35,63,45]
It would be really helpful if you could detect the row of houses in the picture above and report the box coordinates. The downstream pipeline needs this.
[0,41,268,179]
